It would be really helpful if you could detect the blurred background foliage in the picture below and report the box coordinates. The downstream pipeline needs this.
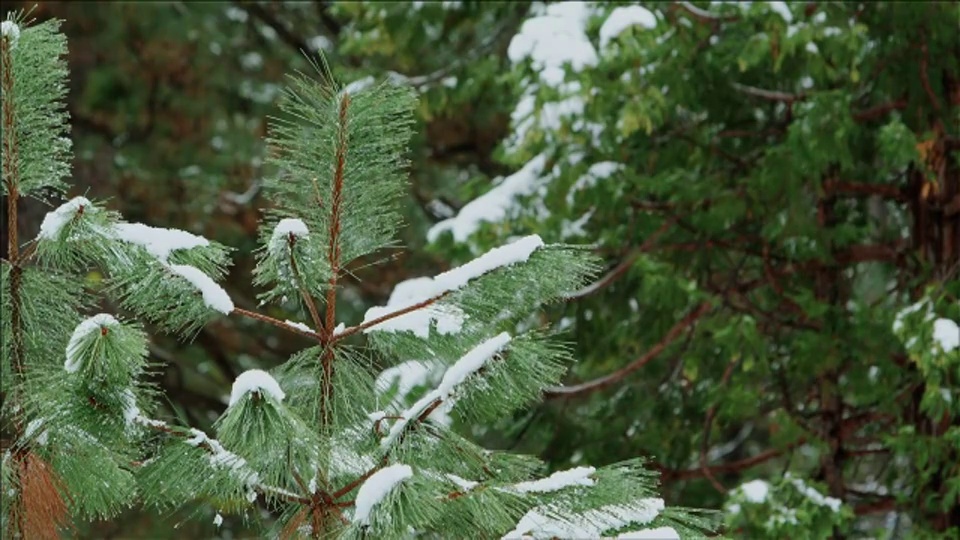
[1,1,958,538]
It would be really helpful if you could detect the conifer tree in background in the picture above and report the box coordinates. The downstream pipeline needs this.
[1,13,715,539]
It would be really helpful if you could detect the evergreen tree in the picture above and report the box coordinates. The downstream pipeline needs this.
[407,2,959,538]
[1,13,714,538]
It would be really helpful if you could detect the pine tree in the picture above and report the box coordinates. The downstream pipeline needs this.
[1,13,715,539]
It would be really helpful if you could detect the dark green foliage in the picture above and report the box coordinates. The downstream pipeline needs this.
[0,15,71,199]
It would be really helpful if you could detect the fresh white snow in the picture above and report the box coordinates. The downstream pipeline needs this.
[65,314,119,373]
[437,332,511,394]
[24,418,49,446]
[168,264,235,314]
[434,234,545,291]
[270,218,310,251]
[38,197,92,240]
[1,21,20,49]
[283,320,314,334]
[617,527,680,539]
[363,236,544,336]
[739,479,771,503]
[893,299,932,333]
[112,222,210,261]
[107,221,233,315]
[353,464,414,525]
[428,157,549,243]
[381,333,512,449]
[566,161,624,205]
[768,1,793,22]
[932,318,959,352]
[503,499,665,539]
[184,428,260,486]
[508,2,598,86]
[228,369,286,407]
[122,389,141,427]
[343,75,375,95]
[376,360,434,398]
[789,476,842,512]
[446,474,479,491]
[512,466,596,493]
[599,6,657,48]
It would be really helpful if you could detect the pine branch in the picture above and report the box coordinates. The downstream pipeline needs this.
[319,91,350,430]
[232,307,323,341]
[543,302,713,399]
[330,291,452,343]
[331,395,445,501]
[138,418,312,505]
[324,92,349,339]
[289,247,324,333]
[2,38,27,537]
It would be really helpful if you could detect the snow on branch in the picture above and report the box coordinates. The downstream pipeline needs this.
[359,236,544,338]
[353,464,413,525]
[65,313,119,373]
[599,6,657,49]
[38,196,92,239]
[616,527,680,539]
[507,2,598,86]
[168,264,235,314]
[510,466,596,494]
[380,333,512,450]
[1,20,20,49]
[111,221,235,313]
[228,369,286,407]
[112,223,210,261]
[502,498,665,539]
[427,157,548,243]
[269,218,309,252]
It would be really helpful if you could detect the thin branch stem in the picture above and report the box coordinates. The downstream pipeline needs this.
[563,218,676,301]
[853,98,907,122]
[232,307,323,341]
[330,291,451,343]
[660,438,807,482]
[317,91,350,434]
[543,301,713,399]
[699,357,740,494]
[288,245,324,333]
[3,29,27,539]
